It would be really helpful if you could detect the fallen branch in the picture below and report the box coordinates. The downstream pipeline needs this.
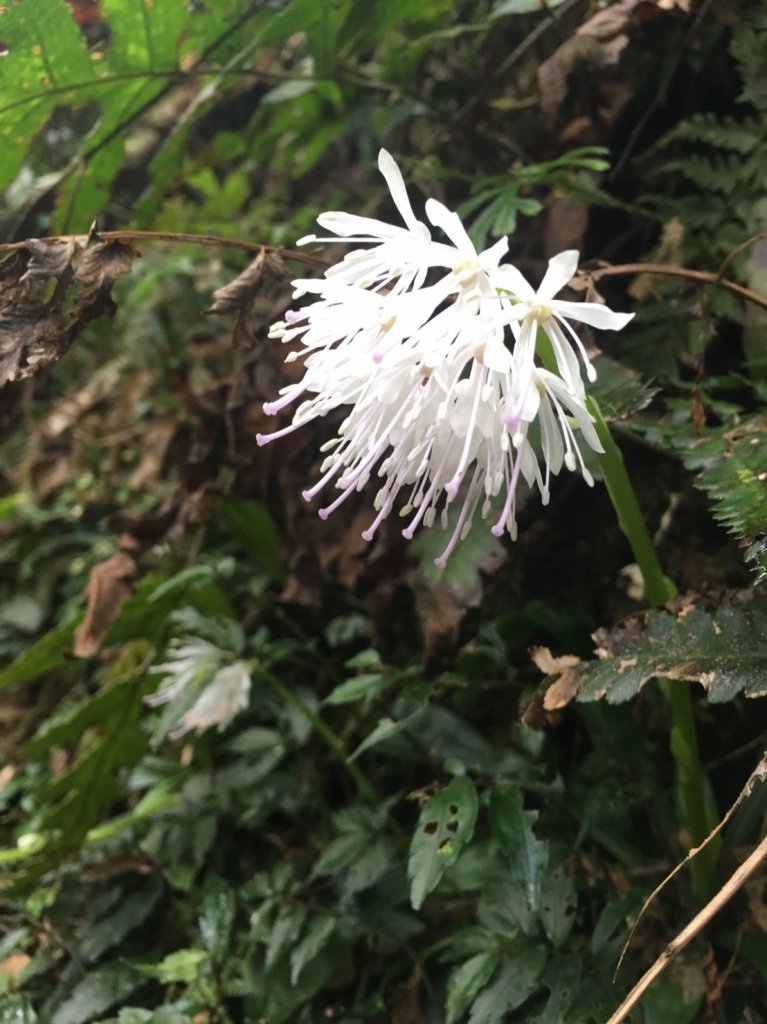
[584,261,767,313]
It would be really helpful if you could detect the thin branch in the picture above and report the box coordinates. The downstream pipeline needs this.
[605,829,767,1024]
[0,230,328,269]
[615,752,767,980]
[584,262,767,313]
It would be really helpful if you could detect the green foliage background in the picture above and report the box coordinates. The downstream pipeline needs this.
[1,1,767,1022]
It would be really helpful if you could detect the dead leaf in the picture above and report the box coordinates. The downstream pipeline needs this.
[0,235,136,388]
[531,646,582,675]
[74,238,136,314]
[537,0,670,129]
[74,547,138,658]
[207,249,287,347]
[0,953,31,979]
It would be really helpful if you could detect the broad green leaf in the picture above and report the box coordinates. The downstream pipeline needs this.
[0,0,95,190]
[446,949,501,1024]
[489,785,548,913]
[541,593,767,705]
[290,913,336,985]
[408,776,479,910]
[81,878,163,963]
[641,976,704,1024]
[539,865,577,947]
[528,955,582,1024]
[0,616,79,691]
[50,962,143,1024]
[198,875,236,961]
[217,496,285,579]
[466,949,547,1024]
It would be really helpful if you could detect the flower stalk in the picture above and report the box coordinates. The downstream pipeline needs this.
[587,394,720,900]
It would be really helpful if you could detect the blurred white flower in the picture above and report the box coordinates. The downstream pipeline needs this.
[259,150,634,563]
[146,639,251,738]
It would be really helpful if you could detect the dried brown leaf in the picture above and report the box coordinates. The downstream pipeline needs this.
[74,547,138,658]
[206,249,287,347]
[74,238,136,313]
[0,235,136,388]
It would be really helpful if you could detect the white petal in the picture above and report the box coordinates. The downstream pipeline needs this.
[483,336,512,373]
[492,263,535,301]
[538,250,580,302]
[317,211,404,238]
[551,300,634,331]
[424,198,475,255]
[378,149,424,236]
[479,236,509,269]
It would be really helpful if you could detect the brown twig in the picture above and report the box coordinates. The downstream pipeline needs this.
[605,756,767,1024]
[615,753,767,981]
[585,262,767,313]
[0,230,327,269]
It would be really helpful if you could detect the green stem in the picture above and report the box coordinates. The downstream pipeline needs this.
[256,666,379,805]
[586,396,719,899]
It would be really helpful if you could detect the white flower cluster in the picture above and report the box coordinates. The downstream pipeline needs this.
[259,150,633,566]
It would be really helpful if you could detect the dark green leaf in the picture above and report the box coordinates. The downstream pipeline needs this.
[542,592,767,706]
[489,785,548,912]
[466,949,547,1024]
[408,776,479,910]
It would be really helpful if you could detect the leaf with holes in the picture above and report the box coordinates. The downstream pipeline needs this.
[408,776,479,910]
[541,591,767,708]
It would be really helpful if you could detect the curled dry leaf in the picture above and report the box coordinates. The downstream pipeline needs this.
[537,0,673,129]
[206,248,287,347]
[0,234,137,388]
[74,544,139,658]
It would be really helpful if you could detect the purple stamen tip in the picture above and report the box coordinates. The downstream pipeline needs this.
[361,528,375,542]
[263,402,279,416]
[318,508,331,521]
[372,350,384,364]
[256,434,268,447]
[285,309,303,324]
[491,524,505,538]
[301,490,314,503]
[434,557,447,569]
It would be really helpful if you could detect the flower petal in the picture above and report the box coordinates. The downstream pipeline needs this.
[424,198,475,255]
[378,149,427,237]
[551,300,634,331]
[492,263,535,301]
[538,250,580,302]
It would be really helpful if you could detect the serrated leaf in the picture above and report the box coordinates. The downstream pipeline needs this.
[489,785,548,912]
[132,949,208,984]
[466,949,547,1024]
[408,776,479,910]
[290,913,336,985]
[0,616,79,691]
[677,416,767,580]
[50,961,142,1024]
[323,671,392,706]
[265,905,307,969]
[542,592,767,706]
[446,948,501,1024]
